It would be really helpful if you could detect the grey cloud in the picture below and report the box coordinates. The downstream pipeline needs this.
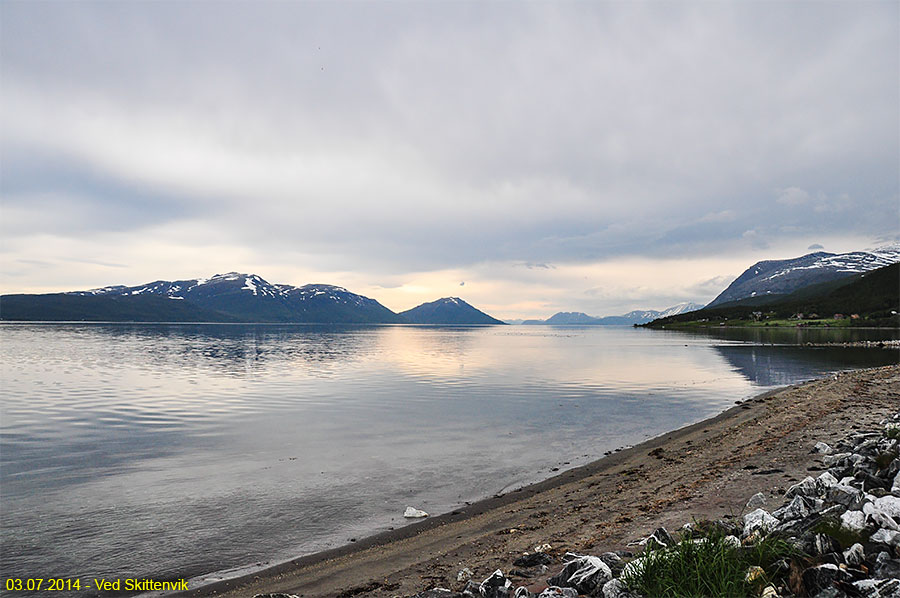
[808,244,824,250]
[1,1,897,282]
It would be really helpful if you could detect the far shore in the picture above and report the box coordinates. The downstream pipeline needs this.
[178,364,900,598]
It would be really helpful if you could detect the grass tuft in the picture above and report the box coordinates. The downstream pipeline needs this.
[621,529,799,598]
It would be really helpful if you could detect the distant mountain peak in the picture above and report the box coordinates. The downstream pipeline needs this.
[400,297,504,325]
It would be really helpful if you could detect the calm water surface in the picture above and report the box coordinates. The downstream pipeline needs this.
[1,324,897,595]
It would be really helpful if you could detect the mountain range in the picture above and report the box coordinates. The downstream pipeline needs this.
[0,273,504,325]
[521,302,704,326]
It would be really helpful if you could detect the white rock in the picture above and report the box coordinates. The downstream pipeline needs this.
[457,567,473,582]
[786,476,818,498]
[816,471,839,492]
[743,508,779,536]
[723,535,741,548]
[773,496,811,521]
[534,543,552,553]
[873,495,900,518]
[601,578,632,598]
[893,471,899,496]
[840,510,866,532]
[843,543,865,566]
[871,528,900,548]
[760,585,778,598]
[403,506,429,518]
[813,441,832,454]
[823,452,851,467]
[747,492,767,509]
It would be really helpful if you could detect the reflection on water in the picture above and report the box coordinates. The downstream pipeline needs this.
[0,324,897,596]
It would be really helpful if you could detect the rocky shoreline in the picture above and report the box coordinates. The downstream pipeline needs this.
[182,365,900,598]
[394,412,900,598]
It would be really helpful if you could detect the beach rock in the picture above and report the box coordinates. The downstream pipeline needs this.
[787,476,820,498]
[863,502,900,531]
[873,554,900,579]
[844,543,866,566]
[404,506,429,518]
[813,533,842,556]
[478,570,512,598]
[747,492,767,509]
[828,484,864,507]
[535,588,577,598]
[743,508,779,536]
[547,554,612,595]
[802,563,852,595]
[597,552,625,577]
[645,527,674,550]
[852,578,900,598]
[871,528,900,548]
[458,568,474,582]
[841,510,867,532]
[774,495,813,521]
[873,496,900,519]
[818,472,840,492]
[513,553,552,568]
[814,441,834,454]
[601,578,635,598]
[824,453,853,468]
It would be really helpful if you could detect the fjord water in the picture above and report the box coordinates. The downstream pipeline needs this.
[1,324,897,595]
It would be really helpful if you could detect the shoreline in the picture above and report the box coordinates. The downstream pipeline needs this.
[178,364,900,598]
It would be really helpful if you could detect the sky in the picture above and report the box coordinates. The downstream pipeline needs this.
[1,1,898,319]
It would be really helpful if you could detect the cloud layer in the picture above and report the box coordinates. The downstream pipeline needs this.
[1,2,897,316]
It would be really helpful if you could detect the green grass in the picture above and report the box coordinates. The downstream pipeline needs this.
[621,530,799,598]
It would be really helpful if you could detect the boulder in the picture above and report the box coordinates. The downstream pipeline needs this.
[479,570,512,598]
[547,554,612,595]
[828,484,863,507]
[535,588,578,598]
[817,472,840,493]
[774,495,813,522]
[813,441,833,454]
[870,528,900,548]
[872,495,900,519]
[787,476,820,498]
[743,508,779,536]
[843,543,866,566]
[801,563,851,595]
[601,579,635,598]
[851,578,900,598]
[840,510,867,532]
[747,492,767,509]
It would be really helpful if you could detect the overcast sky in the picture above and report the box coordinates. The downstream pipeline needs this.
[1,1,897,318]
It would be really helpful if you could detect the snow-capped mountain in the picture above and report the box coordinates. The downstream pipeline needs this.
[524,302,703,325]
[707,244,900,307]
[658,302,705,318]
[69,272,404,323]
[399,297,505,325]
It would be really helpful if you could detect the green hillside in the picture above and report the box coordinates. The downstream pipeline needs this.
[644,262,899,329]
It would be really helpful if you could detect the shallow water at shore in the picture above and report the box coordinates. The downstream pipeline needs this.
[1,324,897,596]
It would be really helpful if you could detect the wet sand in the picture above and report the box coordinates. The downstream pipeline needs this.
[180,364,900,598]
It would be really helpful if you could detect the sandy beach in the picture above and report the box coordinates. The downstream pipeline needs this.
[181,364,900,598]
